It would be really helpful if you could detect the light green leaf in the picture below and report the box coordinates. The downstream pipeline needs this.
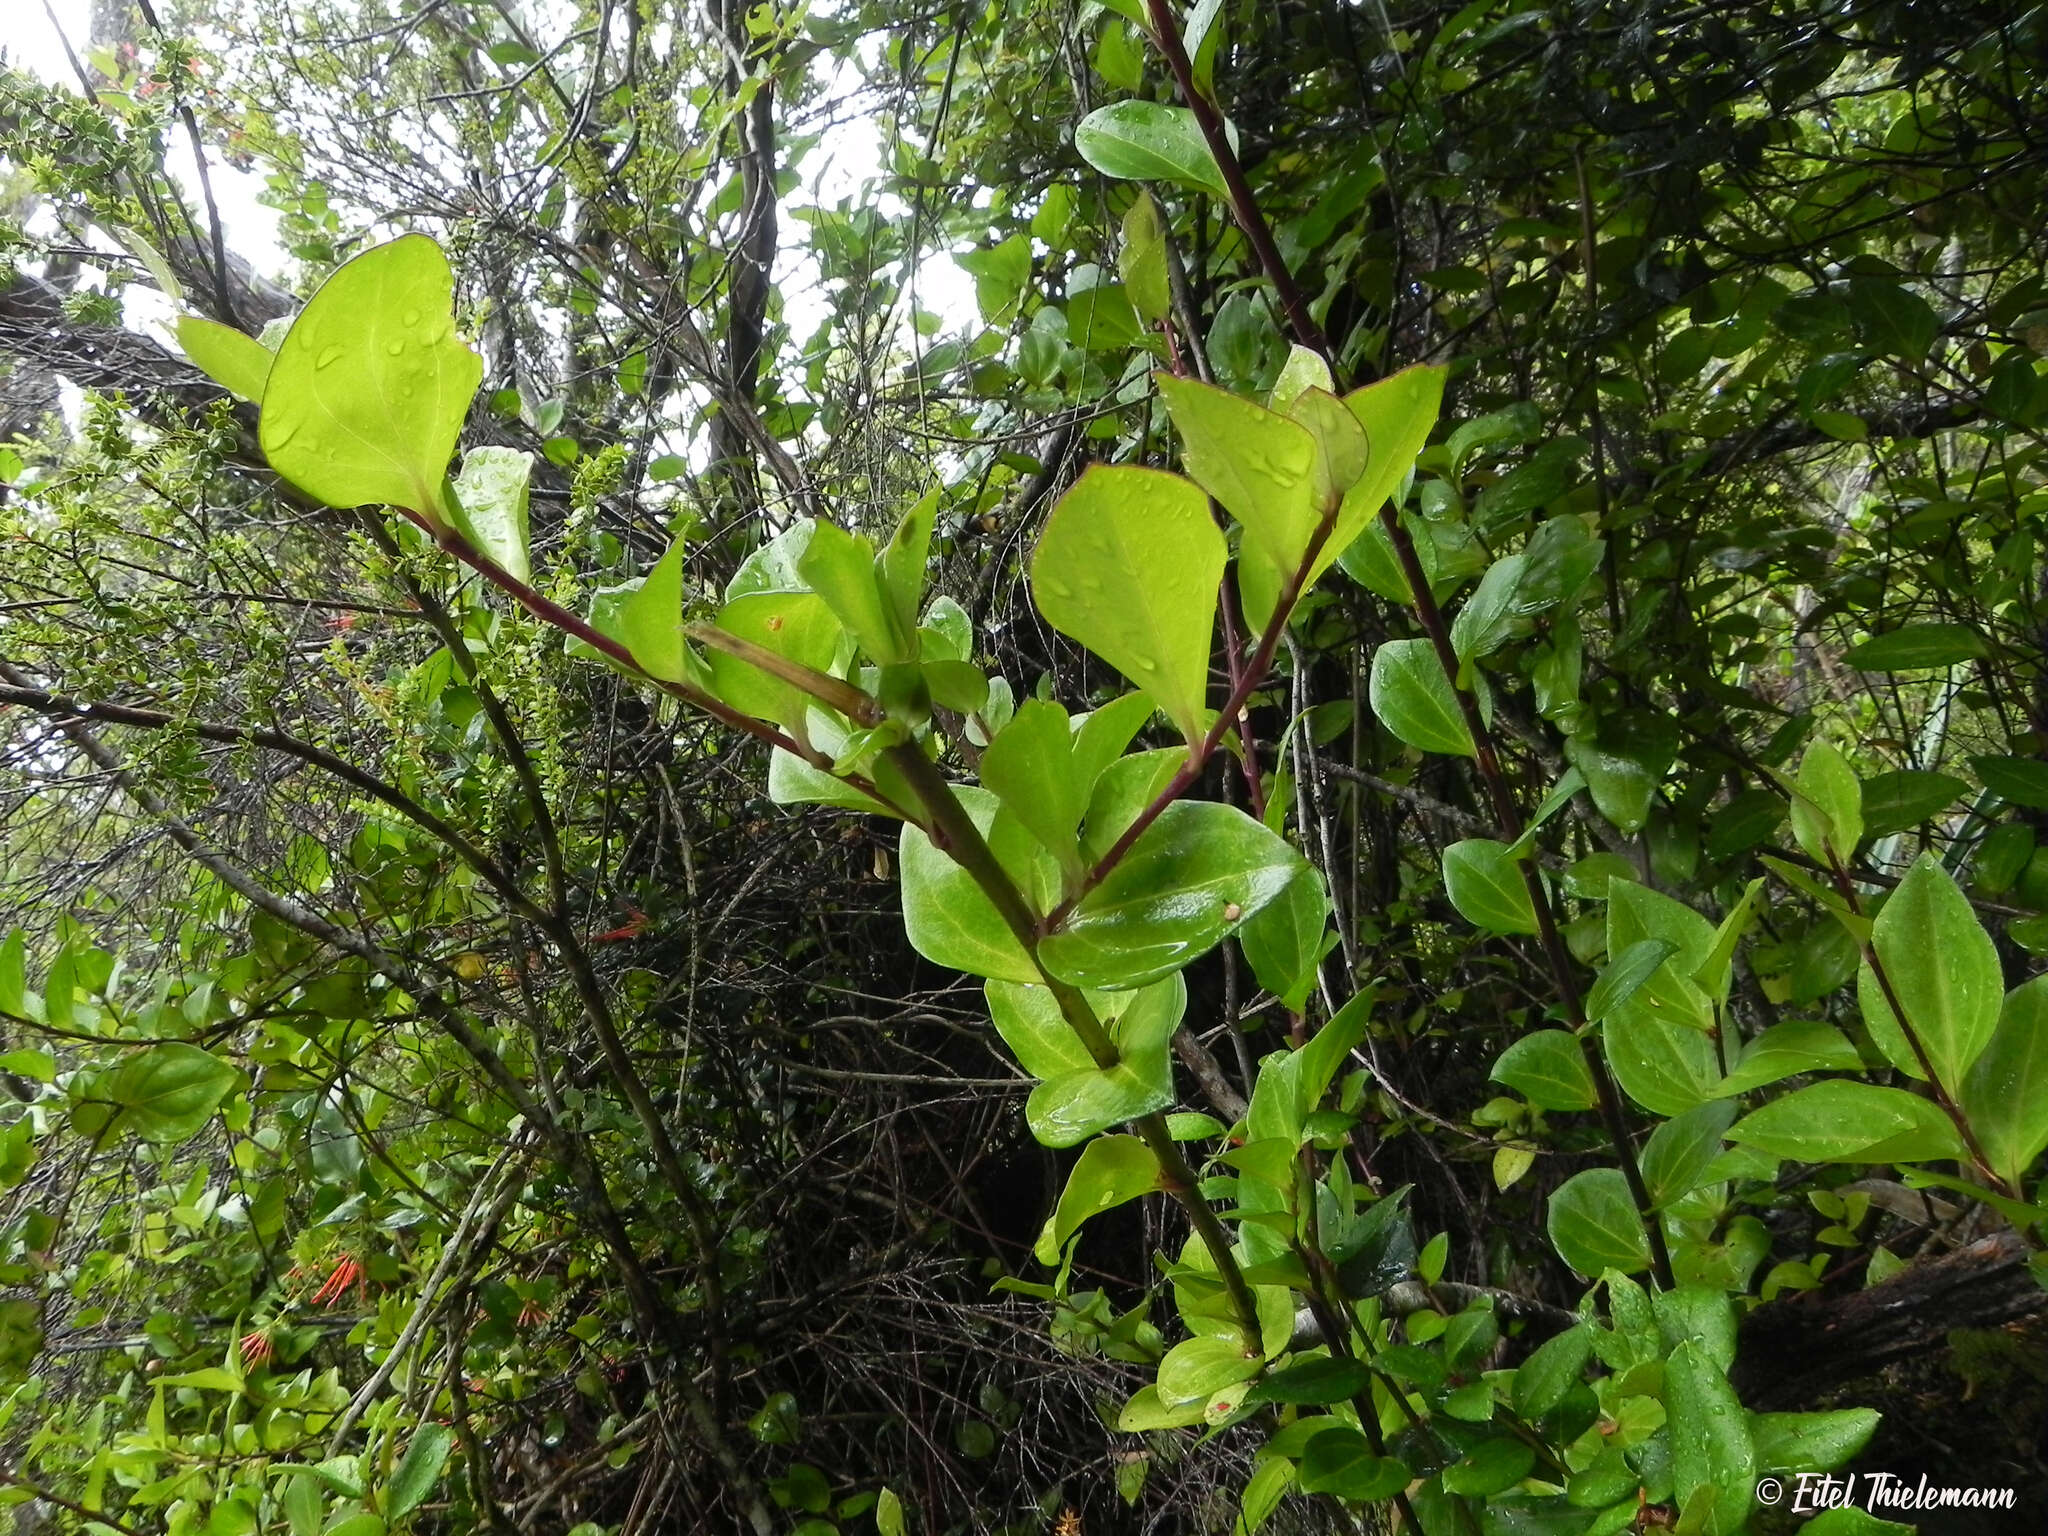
[704,591,842,733]
[1369,638,1473,756]
[880,494,939,642]
[177,314,274,403]
[1789,741,1862,866]
[1034,1134,1163,1265]
[1491,1030,1597,1112]
[1073,101,1227,198]
[980,700,1088,877]
[954,235,1031,325]
[1032,466,1224,747]
[1857,852,2000,1095]
[1237,864,1334,1012]
[1025,976,1185,1147]
[387,1423,453,1520]
[1843,623,1986,671]
[1546,1168,1650,1277]
[616,541,701,685]
[1269,345,1332,412]
[446,446,533,584]
[1119,192,1169,324]
[108,1043,238,1143]
[1960,974,2048,1185]
[900,788,1038,984]
[1442,838,1537,935]
[1713,1020,1861,1098]
[259,235,483,521]
[1727,1080,1967,1164]
[1796,1511,1914,1536]
[1157,1334,1261,1406]
[1511,1322,1593,1419]
[798,521,908,664]
[1667,1338,1756,1535]
[1040,801,1308,988]
[876,1488,905,1536]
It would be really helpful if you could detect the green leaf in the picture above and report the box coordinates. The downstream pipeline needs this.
[0,1298,42,1371]
[1116,1385,1207,1431]
[1244,1357,1369,1406]
[1713,1020,1862,1097]
[876,1488,904,1536]
[1960,974,2048,1186]
[0,930,25,1019]
[1490,1030,1597,1112]
[798,521,909,664]
[108,1043,238,1143]
[954,234,1031,325]
[1034,1134,1162,1265]
[1706,787,1787,861]
[1859,769,1969,840]
[1846,276,1939,360]
[880,495,938,642]
[1025,976,1184,1146]
[1857,852,2000,1094]
[1157,1334,1261,1406]
[1511,1322,1593,1419]
[900,788,1039,984]
[1040,801,1308,988]
[446,446,533,584]
[1727,1081,1966,1164]
[1750,1409,1879,1476]
[1440,1437,1536,1497]
[1032,466,1225,746]
[1797,1510,1915,1536]
[1546,1168,1650,1277]
[980,700,1089,877]
[281,1474,323,1536]
[615,541,701,685]
[1297,1427,1408,1500]
[177,314,274,403]
[1073,101,1227,198]
[1584,938,1681,1026]
[1566,713,1677,835]
[1119,192,1169,324]
[1237,865,1334,1012]
[1666,1338,1756,1535]
[1843,623,1986,671]
[1369,638,1473,756]
[1973,754,2048,810]
[1789,741,1862,866]
[387,1423,453,1520]
[1640,1100,1737,1209]
[259,235,483,521]
[1442,838,1537,935]
[704,592,842,733]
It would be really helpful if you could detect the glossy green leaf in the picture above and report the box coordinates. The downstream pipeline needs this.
[446,446,533,584]
[1237,864,1334,1012]
[1857,852,1999,1094]
[1442,838,1537,935]
[1750,1409,1879,1476]
[387,1423,453,1520]
[1583,938,1680,1026]
[1073,101,1227,198]
[260,235,482,521]
[1565,713,1676,835]
[799,520,908,664]
[704,591,842,733]
[1960,974,2048,1185]
[108,1043,238,1143]
[880,495,938,642]
[1032,466,1224,746]
[1297,1427,1408,1500]
[1369,638,1473,756]
[1859,769,1969,840]
[980,700,1089,877]
[1546,1168,1650,1277]
[900,788,1038,984]
[1245,1357,1368,1406]
[1157,1334,1261,1406]
[1491,1030,1597,1112]
[1034,1134,1162,1264]
[1973,754,2048,810]
[1712,1020,1861,1097]
[1119,192,1169,323]
[1511,1322,1593,1419]
[1843,623,1986,670]
[1040,801,1308,988]
[1789,741,1862,866]
[1440,1437,1535,1497]
[611,541,700,685]
[1667,1338,1756,1535]
[177,314,273,403]
[1025,975,1184,1146]
[1640,1100,1737,1209]
[1727,1080,1966,1164]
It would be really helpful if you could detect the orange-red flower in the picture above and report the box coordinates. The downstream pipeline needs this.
[311,1256,363,1307]
[240,1327,274,1368]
